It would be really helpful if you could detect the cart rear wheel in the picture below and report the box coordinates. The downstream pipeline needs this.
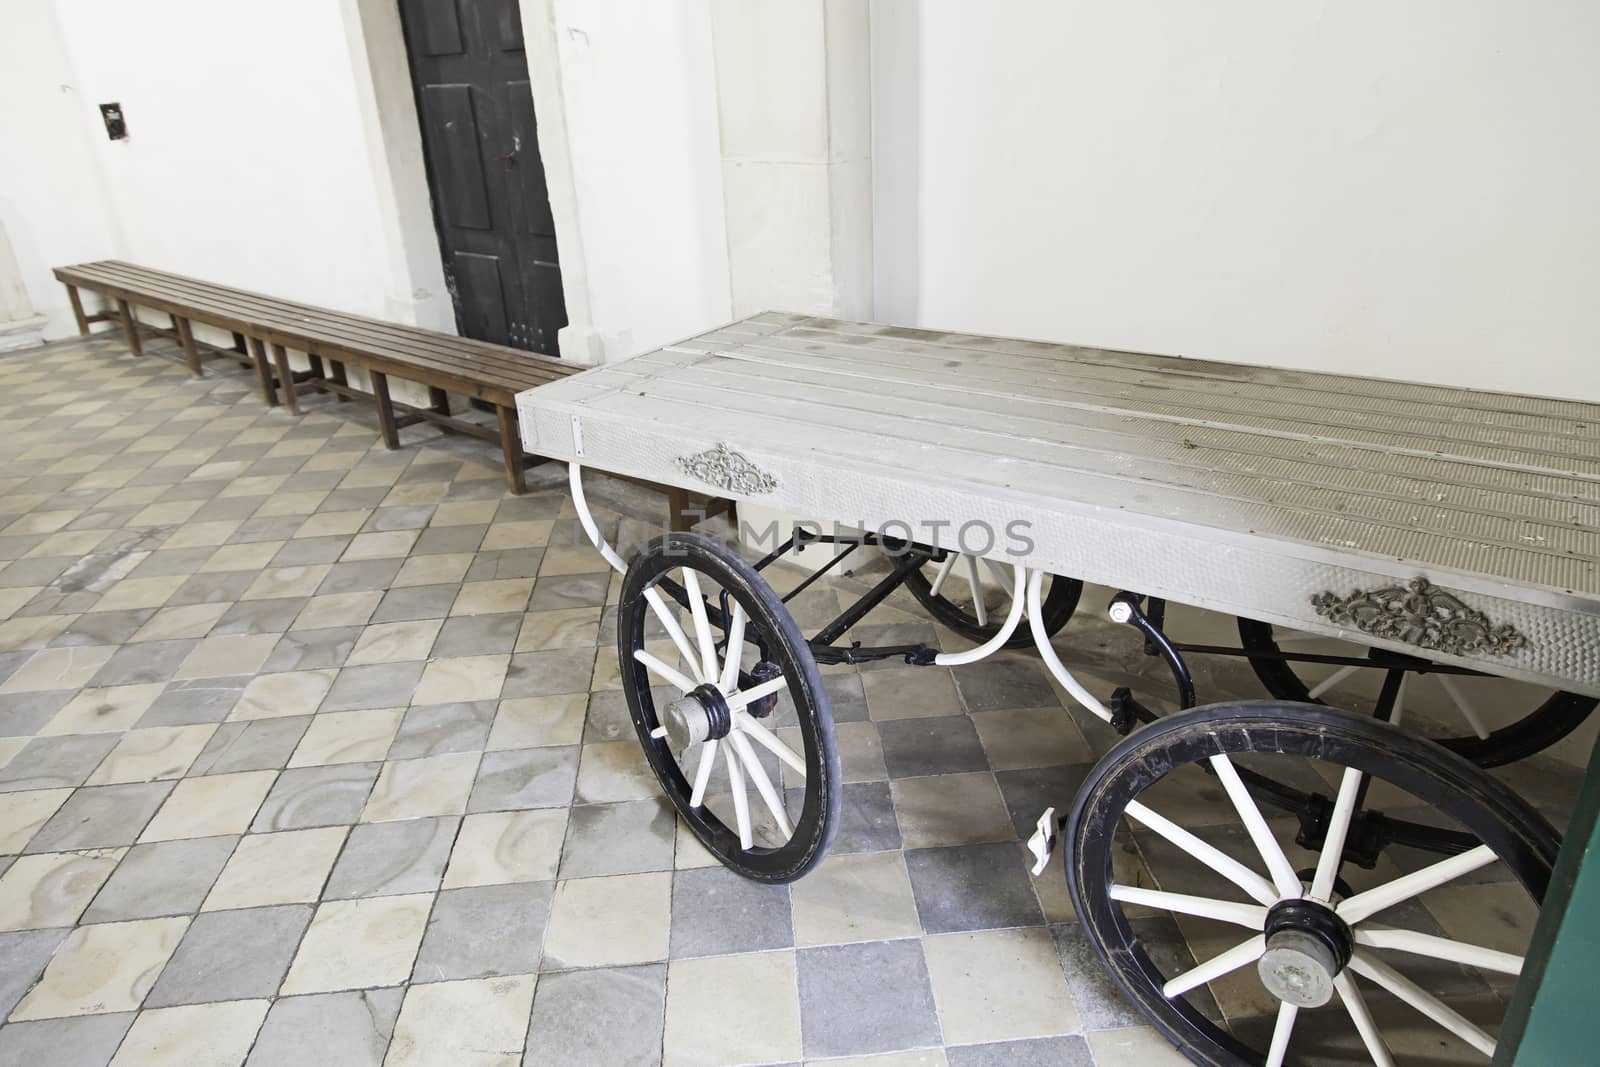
[619,531,839,883]
[1237,618,1596,767]
[906,554,1080,647]
[1065,701,1557,1066]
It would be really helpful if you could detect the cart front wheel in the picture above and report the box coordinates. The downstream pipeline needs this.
[1065,700,1557,1066]
[619,531,840,883]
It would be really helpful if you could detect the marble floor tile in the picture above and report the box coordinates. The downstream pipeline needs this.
[38,683,166,735]
[320,664,426,713]
[0,1012,136,1067]
[384,975,536,1067]
[85,724,217,785]
[289,708,405,767]
[523,964,664,1067]
[279,894,432,995]
[0,848,124,932]
[244,988,404,1067]
[186,717,310,776]
[250,763,381,832]
[202,827,347,911]
[411,655,509,705]
[24,782,173,852]
[388,701,494,759]
[557,798,674,880]
[0,646,116,694]
[145,904,313,1007]
[664,951,801,1067]
[485,694,586,751]
[790,851,922,948]
[0,788,73,854]
[10,915,188,1020]
[360,753,479,822]
[796,939,941,1059]
[81,836,238,923]
[105,999,269,1067]
[229,669,336,721]
[324,816,459,900]
[467,747,577,812]
[345,620,443,666]
[442,809,567,889]
[541,872,670,969]
[923,927,1077,1045]
[411,881,552,982]
[890,773,1014,850]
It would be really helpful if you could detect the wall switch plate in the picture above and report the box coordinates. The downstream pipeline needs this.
[99,103,127,140]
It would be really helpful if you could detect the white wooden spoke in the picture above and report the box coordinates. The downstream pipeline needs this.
[1264,1001,1298,1067]
[1337,844,1498,925]
[650,726,668,740]
[1161,933,1266,998]
[928,552,959,597]
[642,587,707,685]
[718,603,747,693]
[727,674,787,711]
[1309,664,1360,699]
[964,553,988,626]
[1107,885,1267,929]
[680,568,719,684]
[1310,766,1364,902]
[729,730,792,839]
[1334,971,1395,1067]
[1124,800,1278,905]
[1434,674,1492,740]
[1390,674,1407,726]
[733,710,806,779]
[722,740,754,850]
[633,648,698,694]
[1348,951,1497,1058]
[982,558,1014,601]
[1353,927,1523,976]
[688,739,718,808]
[1208,755,1304,900]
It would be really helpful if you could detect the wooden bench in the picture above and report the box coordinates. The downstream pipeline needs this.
[55,259,580,497]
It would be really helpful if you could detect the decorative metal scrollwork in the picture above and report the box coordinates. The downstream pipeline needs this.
[675,443,778,495]
[1311,577,1528,657]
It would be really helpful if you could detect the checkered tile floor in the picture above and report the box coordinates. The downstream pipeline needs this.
[0,334,1585,1066]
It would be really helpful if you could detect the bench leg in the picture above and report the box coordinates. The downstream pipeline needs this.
[496,405,527,495]
[174,317,203,378]
[116,300,143,356]
[66,285,91,336]
[330,361,351,401]
[429,387,451,416]
[372,371,400,449]
[248,336,277,406]
[270,344,300,415]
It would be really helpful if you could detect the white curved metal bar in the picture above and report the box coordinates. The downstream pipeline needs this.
[1310,766,1365,902]
[1208,755,1304,900]
[1435,674,1492,740]
[681,568,719,684]
[964,553,988,627]
[1334,971,1396,1067]
[718,603,748,693]
[927,551,959,598]
[1161,933,1266,998]
[1124,800,1279,905]
[1027,569,1113,723]
[733,710,806,779]
[568,464,627,574]
[722,738,754,850]
[1264,1001,1298,1067]
[726,674,788,712]
[688,739,718,808]
[1353,927,1523,976]
[934,564,1027,667]
[1337,844,1498,926]
[633,648,698,694]
[1107,885,1267,929]
[1347,951,1496,1058]
[1309,664,1359,700]
[642,588,708,685]
[729,730,792,838]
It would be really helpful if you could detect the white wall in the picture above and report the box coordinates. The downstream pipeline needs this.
[0,0,121,338]
[874,1,1600,401]
[528,0,731,362]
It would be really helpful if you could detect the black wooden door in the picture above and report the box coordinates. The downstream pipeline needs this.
[399,0,566,356]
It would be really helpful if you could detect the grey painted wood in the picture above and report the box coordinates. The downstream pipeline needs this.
[516,313,1600,696]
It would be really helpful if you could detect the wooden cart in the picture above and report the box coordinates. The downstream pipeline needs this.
[516,312,1599,1066]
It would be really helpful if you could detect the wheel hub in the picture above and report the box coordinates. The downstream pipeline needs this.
[661,683,732,750]
[1257,899,1353,1008]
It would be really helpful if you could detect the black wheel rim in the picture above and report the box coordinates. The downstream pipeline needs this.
[619,532,840,883]
[1066,700,1558,1066]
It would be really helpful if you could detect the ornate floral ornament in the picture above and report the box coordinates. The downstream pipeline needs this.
[675,443,778,495]
[1310,577,1529,657]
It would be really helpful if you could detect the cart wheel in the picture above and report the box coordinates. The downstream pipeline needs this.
[1237,618,1596,767]
[619,531,840,883]
[905,553,1080,647]
[1065,700,1557,1067]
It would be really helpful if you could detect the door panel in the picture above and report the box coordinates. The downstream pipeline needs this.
[400,0,565,356]
[417,85,492,231]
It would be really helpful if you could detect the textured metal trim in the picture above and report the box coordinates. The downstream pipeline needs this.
[675,442,778,495]
[1311,577,1530,657]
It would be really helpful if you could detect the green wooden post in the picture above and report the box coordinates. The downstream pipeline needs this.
[1498,730,1600,1064]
